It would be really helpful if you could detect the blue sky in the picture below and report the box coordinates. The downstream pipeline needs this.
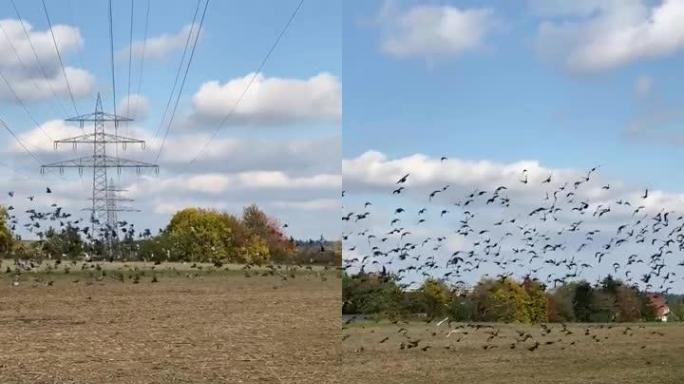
[0,0,341,240]
[343,0,684,192]
[2,0,340,123]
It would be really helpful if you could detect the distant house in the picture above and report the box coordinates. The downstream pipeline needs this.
[648,294,670,322]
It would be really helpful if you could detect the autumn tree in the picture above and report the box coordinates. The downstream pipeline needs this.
[547,283,577,322]
[237,234,271,265]
[419,279,452,318]
[242,204,294,262]
[522,277,548,323]
[166,208,243,262]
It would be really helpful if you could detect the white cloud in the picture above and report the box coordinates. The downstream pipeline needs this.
[10,120,340,176]
[152,200,229,215]
[191,72,341,125]
[126,171,341,197]
[0,19,93,101]
[343,150,684,216]
[378,2,497,60]
[535,0,684,73]
[528,0,617,17]
[15,119,82,153]
[123,24,200,60]
[117,94,150,121]
[150,133,340,175]
[270,199,339,211]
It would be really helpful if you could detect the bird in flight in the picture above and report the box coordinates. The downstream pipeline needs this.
[396,174,410,184]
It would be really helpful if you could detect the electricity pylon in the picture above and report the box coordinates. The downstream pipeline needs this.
[41,93,158,257]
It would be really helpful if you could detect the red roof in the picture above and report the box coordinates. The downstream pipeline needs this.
[647,294,670,317]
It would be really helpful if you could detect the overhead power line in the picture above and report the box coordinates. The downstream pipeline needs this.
[108,0,117,121]
[0,70,54,141]
[41,0,80,115]
[0,117,43,165]
[188,0,305,164]
[9,0,69,116]
[135,0,151,102]
[154,0,209,162]
[151,0,202,144]
[126,0,135,133]
[0,21,57,115]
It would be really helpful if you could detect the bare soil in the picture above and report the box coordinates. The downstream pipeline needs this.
[342,320,684,384]
[0,263,340,384]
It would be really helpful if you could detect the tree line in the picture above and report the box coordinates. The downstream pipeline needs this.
[0,204,340,266]
[343,272,684,323]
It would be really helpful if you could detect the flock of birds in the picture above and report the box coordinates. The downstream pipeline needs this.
[341,160,682,353]
[342,163,682,292]
[343,315,668,360]
[3,186,144,246]
[0,186,330,285]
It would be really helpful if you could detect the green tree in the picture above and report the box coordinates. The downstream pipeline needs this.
[342,273,404,317]
[640,294,658,322]
[548,283,577,322]
[670,303,684,321]
[446,295,475,322]
[573,281,594,322]
[0,206,12,255]
[419,279,452,318]
[614,285,642,322]
[590,290,617,322]
[42,226,84,260]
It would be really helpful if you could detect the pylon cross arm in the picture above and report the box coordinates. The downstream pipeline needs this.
[65,112,133,122]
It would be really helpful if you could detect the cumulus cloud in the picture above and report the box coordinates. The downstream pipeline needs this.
[0,19,93,101]
[117,94,150,121]
[190,72,341,125]
[126,171,340,197]
[378,1,497,60]
[122,24,200,60]
[342,151,675,210]
[151,199,229,215]
[269,198,339,211]
[14,119,83,153]
[9,120,340,176]
[527,0,613,17]
[535,0,684,73]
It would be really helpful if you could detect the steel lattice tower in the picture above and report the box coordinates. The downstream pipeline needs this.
[41,93,158,256]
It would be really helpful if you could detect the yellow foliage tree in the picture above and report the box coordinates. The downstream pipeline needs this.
[167,208,243,262]
[238,234,271,265]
